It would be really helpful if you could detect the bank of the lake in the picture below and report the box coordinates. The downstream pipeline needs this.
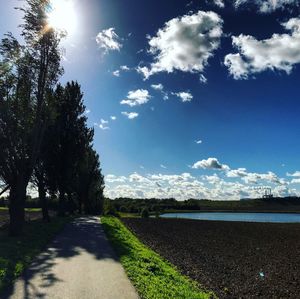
[160,212,300,223]
[123,218,300,298]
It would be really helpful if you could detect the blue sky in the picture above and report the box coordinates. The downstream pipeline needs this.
[1,0,300,200]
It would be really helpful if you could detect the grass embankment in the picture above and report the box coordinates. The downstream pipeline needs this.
[102,216,214,299]
[0,216,72,293]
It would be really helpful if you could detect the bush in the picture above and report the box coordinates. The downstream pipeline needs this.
[141,208,149,218]
[103,199,118,216]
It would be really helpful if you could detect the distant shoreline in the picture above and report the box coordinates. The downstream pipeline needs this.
[162,209,300,214]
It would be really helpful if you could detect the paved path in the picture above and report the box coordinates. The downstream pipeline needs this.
[4,217,139,299]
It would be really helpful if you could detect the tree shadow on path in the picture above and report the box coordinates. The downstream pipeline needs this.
[2,217,118,299]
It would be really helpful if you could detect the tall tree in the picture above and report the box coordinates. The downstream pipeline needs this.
[76,146,105,214]
[0,0,63,235]
[45,82,94,215]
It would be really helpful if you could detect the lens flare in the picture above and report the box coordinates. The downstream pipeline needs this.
[47,0,77,35]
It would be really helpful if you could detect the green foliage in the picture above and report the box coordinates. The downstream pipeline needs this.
[141,208,149,218]
[102,216,214,299]
[103,199,118,216]
[0,216,71,293]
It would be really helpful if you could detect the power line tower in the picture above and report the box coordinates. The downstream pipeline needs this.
[262,188,273,199]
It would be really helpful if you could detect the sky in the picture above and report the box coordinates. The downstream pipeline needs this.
[1,0,300,200]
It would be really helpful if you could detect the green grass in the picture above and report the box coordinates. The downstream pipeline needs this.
[0,216,72,293]
[118,212,140,218]
[0,207,42,212]
[101,216,215,299]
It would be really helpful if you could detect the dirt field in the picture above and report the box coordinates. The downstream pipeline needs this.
[123,218,300,298]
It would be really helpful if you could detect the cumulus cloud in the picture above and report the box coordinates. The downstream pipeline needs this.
[226,168,286,185]
[120,89,151,107]
[227,168,248,178]
[96,28,122,53]
[137,11,223,79]
[195,139,203,144]
[192,158,230,170]
[224,17,300,79]
[173,91,193,102]
[234,0,299,13]
[287,171,300,177]
[110,116,117,120]
[160,164,167,169]
[104,170,297,200]
[121,111,139,119]
[151,83,164,90]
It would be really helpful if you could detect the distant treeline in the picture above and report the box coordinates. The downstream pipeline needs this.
[108,197,300,214]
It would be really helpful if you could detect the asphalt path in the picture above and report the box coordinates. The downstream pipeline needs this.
[4,217,139,299]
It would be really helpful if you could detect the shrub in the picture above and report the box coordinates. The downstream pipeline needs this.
[141,208,149,218]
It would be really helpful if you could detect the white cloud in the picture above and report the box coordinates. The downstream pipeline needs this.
[160,164,167,169]
[227,168,248,178]
[192,157,230,170]
[151,83,164,90]
[224,17,300,79]
[287,171,300,177]
[174,91,193,102]
[94,119,110,130]
[291,178,300,184]
[104,170,298,200]
[85,109,91,114]
[234,0,299,13]
[195,140,202,144]
[110,116,117,121]
[101,119,109,124]
[99,124,110,130]
[112,70,120,77]
[199,74,208,84]
[120,65,130,71]
[213,0,225,8]
[227,168,286,185]
[137,11,223,79]
[122,111,139,119]
[105,174,127,183]
[96,28,122,53]
[120,89,151,107]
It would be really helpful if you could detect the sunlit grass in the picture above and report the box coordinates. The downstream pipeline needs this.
[102,216,215,299]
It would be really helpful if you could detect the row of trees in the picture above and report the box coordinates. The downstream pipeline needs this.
[0,0,104,235]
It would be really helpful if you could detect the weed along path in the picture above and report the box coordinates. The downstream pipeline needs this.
[4,217,139,299]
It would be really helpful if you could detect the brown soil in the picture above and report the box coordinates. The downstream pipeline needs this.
[123,218,300,299]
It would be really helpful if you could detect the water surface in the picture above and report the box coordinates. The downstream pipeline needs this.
[160,212,300,223]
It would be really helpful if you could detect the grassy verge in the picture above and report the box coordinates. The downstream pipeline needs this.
[0,207,42,212]
[0,216,72,293]
[101,216,214,299]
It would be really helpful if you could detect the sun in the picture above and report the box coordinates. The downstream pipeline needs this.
[47,0,77,35]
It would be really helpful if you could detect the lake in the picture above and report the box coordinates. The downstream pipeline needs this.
[160,212,300,223]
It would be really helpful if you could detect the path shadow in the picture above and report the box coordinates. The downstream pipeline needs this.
[2,217,118,299]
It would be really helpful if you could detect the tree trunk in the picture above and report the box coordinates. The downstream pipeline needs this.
[38,179,50,222]
[78,195,82,214]
[58,188,66,216]
[67,192,74,215]
[9,181,27,236]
